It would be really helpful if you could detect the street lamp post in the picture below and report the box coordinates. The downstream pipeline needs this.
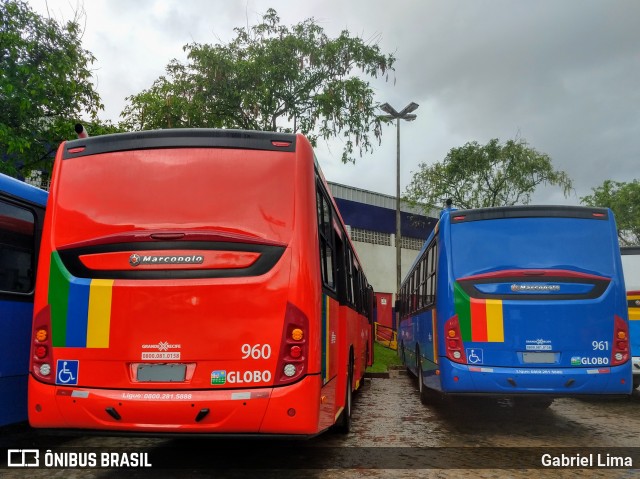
[380,102,419,306]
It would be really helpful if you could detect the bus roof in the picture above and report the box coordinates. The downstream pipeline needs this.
[62,128,297,159]
[0,173,48,206]
[448,205,610,223]
[403,204,616,286]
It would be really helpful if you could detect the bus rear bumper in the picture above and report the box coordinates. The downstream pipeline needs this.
[435,359,633,396]
[28,374,324,435]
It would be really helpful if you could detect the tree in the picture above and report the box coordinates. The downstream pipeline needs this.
[404,138,573,211]
[0,0,103,180]
[581,180,640,246]
[120,8,395,163]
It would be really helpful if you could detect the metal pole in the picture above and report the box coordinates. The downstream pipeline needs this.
[396,118,401,298]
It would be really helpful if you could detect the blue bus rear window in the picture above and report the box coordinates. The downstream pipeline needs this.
[451,217,616,279]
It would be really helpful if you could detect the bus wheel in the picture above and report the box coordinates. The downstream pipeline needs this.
[633,376,640,390]
[334,360,353,434]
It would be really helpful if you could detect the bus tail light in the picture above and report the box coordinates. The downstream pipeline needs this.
[31,305,55,384]
[444,315,466,364]
[274,303,309,386]
[611,314,629,366]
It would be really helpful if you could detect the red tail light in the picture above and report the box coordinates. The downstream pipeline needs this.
[444,315,466,364]
[31,305,55,384]
[274,303,309,386]
[611,314,629,367]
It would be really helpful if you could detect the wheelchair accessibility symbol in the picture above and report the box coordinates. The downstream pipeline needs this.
[56,360,79,385]
[466,348,483,364]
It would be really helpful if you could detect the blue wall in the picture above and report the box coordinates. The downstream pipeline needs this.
[334,198,436,240]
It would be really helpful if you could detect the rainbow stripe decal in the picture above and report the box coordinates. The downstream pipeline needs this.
[49,252,113,348]
[454,282,504,342]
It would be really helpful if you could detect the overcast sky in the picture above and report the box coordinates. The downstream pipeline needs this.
[27,0,640,206]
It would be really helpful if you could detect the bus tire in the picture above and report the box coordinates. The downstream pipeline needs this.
[334,359,353,434]
[633,376,640,390]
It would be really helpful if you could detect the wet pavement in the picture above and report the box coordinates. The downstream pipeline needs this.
[2,368,640,478]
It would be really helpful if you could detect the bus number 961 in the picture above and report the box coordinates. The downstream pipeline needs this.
[592,341,609,351]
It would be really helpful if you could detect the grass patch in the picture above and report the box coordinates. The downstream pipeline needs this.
[366,341,403,373]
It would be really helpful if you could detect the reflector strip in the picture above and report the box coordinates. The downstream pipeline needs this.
[469,367,494,372]
[231,392,251,400]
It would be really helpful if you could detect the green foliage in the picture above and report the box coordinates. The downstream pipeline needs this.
[121,8,395,163]
[405,138,573,211]
[581,180,640,246]
[0,0,104,180]
[366,342,402,373]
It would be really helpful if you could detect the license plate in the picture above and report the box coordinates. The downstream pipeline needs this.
[522,352,556,364]
[137,364,186,382]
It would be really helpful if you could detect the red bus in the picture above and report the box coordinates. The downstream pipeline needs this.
[28,128,374,436]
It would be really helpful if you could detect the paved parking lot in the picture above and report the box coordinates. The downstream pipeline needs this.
[2,371,640,478]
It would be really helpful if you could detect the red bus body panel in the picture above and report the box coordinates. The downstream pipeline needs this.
[29,130,370,436]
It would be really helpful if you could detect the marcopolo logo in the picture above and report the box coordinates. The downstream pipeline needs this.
[511,284,561,292]
[129,253,204,267]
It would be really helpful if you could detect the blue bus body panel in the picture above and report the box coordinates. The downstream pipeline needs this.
[0,300,33,426]
[0,173,48,206]
[401,206,632,398]
[0,173,48,426]
[437,359,630,395]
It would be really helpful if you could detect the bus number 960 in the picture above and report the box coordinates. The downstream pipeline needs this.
[241,344,272,360]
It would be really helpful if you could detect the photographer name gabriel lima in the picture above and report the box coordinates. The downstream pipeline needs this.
[541,452,633,468]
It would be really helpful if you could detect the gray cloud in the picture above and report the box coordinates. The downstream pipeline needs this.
[26,0,640,205]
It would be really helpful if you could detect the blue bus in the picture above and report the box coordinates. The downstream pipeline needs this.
[399,205,632,408]
[620,246,640,389]
[0,173,47,426]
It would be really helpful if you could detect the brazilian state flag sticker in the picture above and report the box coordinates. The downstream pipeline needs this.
[211,370,227,385]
